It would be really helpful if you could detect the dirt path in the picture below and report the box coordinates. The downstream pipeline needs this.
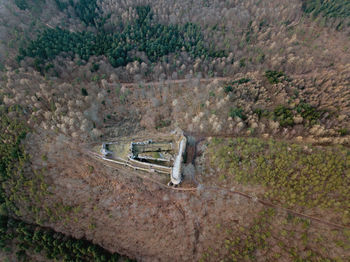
[118,76,233,87]
[86,149,350,230]
[205,187,349,230]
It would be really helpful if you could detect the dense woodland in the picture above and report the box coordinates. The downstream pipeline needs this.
[0,105,29,216]
[0,216,128,261]
[18,5,224,73]
[3,0,349,80]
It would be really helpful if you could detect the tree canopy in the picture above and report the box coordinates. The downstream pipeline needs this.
[18,5,225,71]
[302,0,350,19]
[0,104,132,261]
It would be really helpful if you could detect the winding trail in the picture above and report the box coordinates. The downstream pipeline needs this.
[117,76,232,87]
[86,149,350,230]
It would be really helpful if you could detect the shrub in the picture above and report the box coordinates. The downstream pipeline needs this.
[253,108,270,120]
[256,52,265,63]
[232,78,250,85]
[81,88,88,96]
[239,58,246,67]
[15,0,29,10]
[295,102,322,124]
[156,119,171,129]
[265,70,286,84]
[338,128,349,136]
[229,107,247,120]
[273,105,294,127]
[90,63,99,73]
[224,85,233,93]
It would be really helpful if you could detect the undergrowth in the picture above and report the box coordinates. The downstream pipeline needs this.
[208,137,350,224]
[201,207,350,261]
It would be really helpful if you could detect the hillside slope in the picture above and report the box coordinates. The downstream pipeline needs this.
[0,0,350,261]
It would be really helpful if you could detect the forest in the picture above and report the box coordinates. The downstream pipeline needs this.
[209,137,350,219]
[0,215,130,261]
[18,5,224,72]
[0,105,130,261]
[302,0,350,19]
[1,0,350,260]
[0,105,28,215]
